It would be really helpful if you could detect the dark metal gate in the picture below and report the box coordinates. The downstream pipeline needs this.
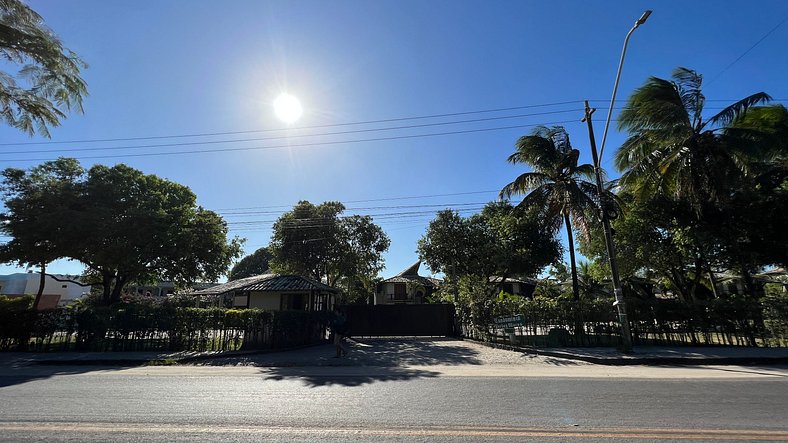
[342,304,456,337]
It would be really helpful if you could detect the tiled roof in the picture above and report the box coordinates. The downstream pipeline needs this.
[243,275,337,293]
[190,274,337,296]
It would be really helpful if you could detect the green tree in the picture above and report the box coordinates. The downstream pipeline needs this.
[0,0,87,136]
[78,163,243,304]
[269,201,390,301]
[616,68,786,291]
[615,67,771,207]
[579,192,713,303]
[0,158,84,308]
[500,126,600,301]
[1,159,243,306]
[229,247,273,281]
[418,202,560,300]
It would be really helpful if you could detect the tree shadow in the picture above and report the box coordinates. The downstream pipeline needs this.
[0,362,134,388]
[260,366,441,387]
[341,338,483,366]
[538,356,584,366]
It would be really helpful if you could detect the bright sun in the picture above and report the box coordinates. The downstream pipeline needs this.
[273,93,303,124]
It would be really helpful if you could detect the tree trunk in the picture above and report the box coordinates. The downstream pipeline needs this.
[564,212,584,340]
[741,263,756,296]
[110,275,127,304]
[708,269,720,298]
[33,263,46,310]
[101,271,113,306]
[564,212,580,302]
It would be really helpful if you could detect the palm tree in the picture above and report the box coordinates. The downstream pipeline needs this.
[614,67,771,208]
[500,126,599,301]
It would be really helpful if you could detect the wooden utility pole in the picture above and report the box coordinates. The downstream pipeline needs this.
[582,100,633,352]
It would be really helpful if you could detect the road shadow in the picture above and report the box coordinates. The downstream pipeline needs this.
[343,338,483,366]
[259,366,441,387]
[0,362,134,388]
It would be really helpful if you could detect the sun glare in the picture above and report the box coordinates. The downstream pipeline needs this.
[273,93,303,124]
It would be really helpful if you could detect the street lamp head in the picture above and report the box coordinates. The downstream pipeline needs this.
[635,10,652,27]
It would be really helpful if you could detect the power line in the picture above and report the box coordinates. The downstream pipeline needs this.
[219,201,490,216]
[0,100,587,147]
[214,190,501,211]
[0,120,580,163]
[0,109,584,155]
[706,15,788,86]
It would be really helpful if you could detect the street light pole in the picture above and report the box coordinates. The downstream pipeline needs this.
[587,10,651,353]
[598,10,652,162]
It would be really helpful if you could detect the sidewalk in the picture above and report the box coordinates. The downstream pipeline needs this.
[479,341,788,365]
[2,338,788,367]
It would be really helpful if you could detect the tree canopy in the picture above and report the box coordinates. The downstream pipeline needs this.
[578,67,788,300]
[0,158,243,305]
[0,0,87,136]
[229,247,273,281]
[418,201,560,297]
[499,125,606,301]
[269,201,390,302]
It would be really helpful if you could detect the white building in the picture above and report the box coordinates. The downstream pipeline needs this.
[0,272,92,309]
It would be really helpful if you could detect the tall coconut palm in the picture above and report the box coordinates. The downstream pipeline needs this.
[500,126,599,301]
[615,67,771,208]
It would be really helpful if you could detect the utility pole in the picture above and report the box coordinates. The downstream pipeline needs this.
[582,100,633,352]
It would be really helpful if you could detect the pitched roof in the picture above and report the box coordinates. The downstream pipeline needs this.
[397,261,422,277]
[382,261,442,287]
[189,274,337,296]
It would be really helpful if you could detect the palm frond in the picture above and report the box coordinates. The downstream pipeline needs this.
[499,172,551,200]
[671,67,705,125]
[706,92,772,129]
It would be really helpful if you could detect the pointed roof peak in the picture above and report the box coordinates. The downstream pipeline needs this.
[397,261,421,277]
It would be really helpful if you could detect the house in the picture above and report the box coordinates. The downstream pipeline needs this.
[491,276,537,298]
[716,268,788,296]
[0,272,91,309]
[189,273,338,311]
[375,262,442,305]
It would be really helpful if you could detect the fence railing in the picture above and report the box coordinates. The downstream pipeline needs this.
[0,300,331,352]
[461,295,788,348]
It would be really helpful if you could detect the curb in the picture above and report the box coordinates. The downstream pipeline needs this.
[471,339,788,366]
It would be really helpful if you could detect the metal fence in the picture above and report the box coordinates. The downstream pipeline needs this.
[0,305,330,352]
[462,296,788,348]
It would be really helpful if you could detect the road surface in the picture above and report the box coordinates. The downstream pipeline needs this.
[1,361,787,442]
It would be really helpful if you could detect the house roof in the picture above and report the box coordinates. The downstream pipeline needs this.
[383,275,442,287]
[381,261,442,287]
[397,261,422,277]
[189,274,337,296]
[490,276,537,285]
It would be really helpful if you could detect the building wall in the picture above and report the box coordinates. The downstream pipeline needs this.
[375,282,429,305]
[0,273,90,306]
[248,291,282,310]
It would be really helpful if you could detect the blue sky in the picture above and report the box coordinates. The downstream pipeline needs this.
[1,1,787,279]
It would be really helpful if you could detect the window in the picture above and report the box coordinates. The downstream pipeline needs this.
[62,285,68,288]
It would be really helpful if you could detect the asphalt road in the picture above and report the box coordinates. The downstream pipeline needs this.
[1,364,787,442]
